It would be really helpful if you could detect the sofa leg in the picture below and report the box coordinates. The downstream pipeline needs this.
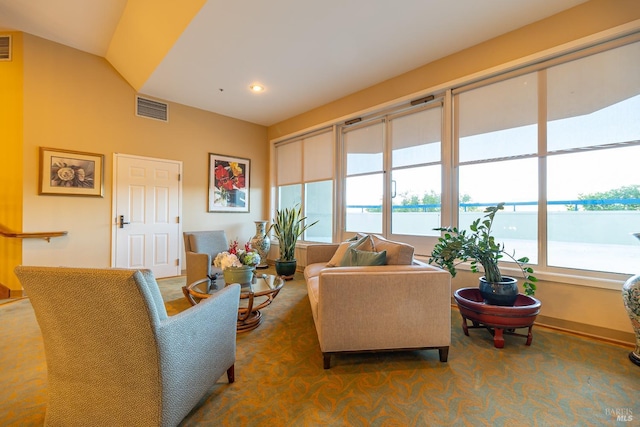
[323,353,331,369]
[227,364,235,383]
[438,347,449,362]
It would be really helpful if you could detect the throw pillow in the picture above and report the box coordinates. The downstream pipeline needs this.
[348,248,387,266]
[370,234,414,265]
[326,235,374,267]
[326,241,352,267]
[337,235,374,267]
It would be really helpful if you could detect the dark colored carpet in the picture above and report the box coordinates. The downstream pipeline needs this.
[1,268,638,426]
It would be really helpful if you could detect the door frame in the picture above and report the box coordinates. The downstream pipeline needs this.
[110,153,183,273]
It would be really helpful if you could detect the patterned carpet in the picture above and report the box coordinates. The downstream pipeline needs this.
[1,268,638,426]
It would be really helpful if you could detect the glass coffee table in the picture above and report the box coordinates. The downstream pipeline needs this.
[183,273,285,332]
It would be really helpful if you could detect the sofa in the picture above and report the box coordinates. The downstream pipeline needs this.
[303,234,452,369]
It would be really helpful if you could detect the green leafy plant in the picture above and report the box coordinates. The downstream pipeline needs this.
[268,204,318,261]
[429,203,537,296]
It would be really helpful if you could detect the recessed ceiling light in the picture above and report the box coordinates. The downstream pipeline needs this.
[249,84,265,92]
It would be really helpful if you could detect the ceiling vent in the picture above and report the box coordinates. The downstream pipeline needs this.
[136,95,168,122]
[0,35,11,61]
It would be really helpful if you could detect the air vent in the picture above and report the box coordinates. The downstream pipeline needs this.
[0,35,11,61]
[136,95,168,122]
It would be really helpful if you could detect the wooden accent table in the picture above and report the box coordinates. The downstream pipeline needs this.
[183,273,284,332]
[454,287,542,348]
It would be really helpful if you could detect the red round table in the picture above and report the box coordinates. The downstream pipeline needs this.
[454,287,542,348]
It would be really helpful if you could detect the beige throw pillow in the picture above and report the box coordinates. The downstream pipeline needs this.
[370,234,414,265]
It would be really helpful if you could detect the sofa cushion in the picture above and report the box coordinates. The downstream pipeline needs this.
[347,249,387,266]
[370,234,414,265]
[327,235,373,267]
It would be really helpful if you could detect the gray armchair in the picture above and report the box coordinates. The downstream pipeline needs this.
[14,266,240,427]
[184,230,229,290]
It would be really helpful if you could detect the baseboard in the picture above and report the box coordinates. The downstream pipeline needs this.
[450,303,635,348]
[534,314,635,348]
[0,282,9,299]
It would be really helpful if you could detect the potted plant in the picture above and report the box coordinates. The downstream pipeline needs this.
[213,239,261,285]
[429,203,537,306]
[268,204,318,279]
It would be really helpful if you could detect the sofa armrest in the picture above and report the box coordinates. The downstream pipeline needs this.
[305,243,340,265]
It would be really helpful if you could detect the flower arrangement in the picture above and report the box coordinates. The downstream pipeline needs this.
[213,239,261,270]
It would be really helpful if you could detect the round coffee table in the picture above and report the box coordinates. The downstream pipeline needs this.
[454,287,541,348]
[183,273,284,332]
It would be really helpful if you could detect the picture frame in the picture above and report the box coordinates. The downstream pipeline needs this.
[39,147,104,197]
[208,153,250,213]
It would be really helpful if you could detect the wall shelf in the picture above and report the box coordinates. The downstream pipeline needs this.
[0,228,68,243]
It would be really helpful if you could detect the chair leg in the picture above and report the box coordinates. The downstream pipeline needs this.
[226,364,235,383]
[438,346,449,362]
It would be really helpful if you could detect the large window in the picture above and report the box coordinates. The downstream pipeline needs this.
[545,40,640,274]
[342,102,443,244]
[272,33,640,283]
[275,130,334,242]
[455,73,539,263]
[454,38,640,276]
[390,105,443,237]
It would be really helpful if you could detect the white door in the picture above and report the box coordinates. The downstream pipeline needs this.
[112,154,182,278]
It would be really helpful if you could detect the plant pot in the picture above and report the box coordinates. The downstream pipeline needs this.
[479,276,518,306]
[275,259,297,280]
[223,266,254,285]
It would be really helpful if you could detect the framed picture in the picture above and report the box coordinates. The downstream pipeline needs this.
[39,147,104,197]
[208,153,250,213]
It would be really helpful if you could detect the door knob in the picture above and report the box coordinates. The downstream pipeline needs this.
[119,215,130,228]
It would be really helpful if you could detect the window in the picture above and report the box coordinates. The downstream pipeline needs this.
[343,120,384,234]
[275,130,334,242]
[455,73,539,263]
[272,32,640,284]
[454,37,640,276]
[546,40,640,274]
[390,105,443,237]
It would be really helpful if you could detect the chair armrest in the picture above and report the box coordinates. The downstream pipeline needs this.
[305,243,340,265]
[155,284,241,417]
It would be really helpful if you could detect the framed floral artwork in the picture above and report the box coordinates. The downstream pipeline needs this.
[208,153,250,212]
[39,147,104,197]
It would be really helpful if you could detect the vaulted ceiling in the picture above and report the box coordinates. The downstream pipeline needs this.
[0,0,587,126]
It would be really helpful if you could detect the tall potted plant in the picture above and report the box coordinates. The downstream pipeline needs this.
[429,203,537,306]
[268,204,318,279]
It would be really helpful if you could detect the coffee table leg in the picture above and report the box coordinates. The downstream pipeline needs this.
[493,328,505,348]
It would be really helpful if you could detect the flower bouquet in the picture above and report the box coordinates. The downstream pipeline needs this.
[213,240,261,285]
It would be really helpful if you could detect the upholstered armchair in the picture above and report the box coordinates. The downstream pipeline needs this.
[14,266,240,427]
[184,230,229,290]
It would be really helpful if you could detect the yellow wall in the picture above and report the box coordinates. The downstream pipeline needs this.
[266,0,640,343]
[0,32,23,294]
[14,34,267,289]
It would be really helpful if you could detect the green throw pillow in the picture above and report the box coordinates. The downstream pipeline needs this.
[338,236,372,266]
[347,248,387,266]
